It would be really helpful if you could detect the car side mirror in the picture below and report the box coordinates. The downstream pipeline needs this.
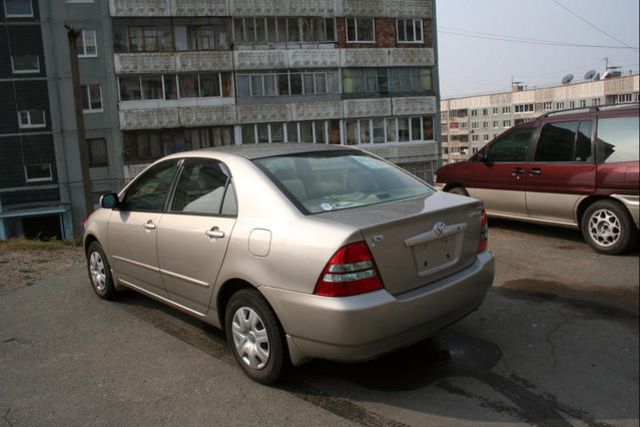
[100,193,119,209]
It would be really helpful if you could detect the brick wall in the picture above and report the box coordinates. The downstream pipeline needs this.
[337,18,432,48]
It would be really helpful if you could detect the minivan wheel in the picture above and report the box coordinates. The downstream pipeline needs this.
[87,241,117,300]
[447,186,469,196]
[581,200,637,255]
[225,288,287,384]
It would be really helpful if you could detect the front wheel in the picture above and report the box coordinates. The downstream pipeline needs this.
[86,241,117,299]
[581,200,637,255]
[225,288,287,384]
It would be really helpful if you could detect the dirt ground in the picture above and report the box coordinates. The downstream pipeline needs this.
[0,239,84,295]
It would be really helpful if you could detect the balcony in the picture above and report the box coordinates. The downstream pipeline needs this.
[114,51,234,74]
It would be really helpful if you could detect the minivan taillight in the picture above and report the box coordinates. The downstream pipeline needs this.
[314,242,384,297]
[477,209,489,253]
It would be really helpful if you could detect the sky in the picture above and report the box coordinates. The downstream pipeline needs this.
[436,0,640,98]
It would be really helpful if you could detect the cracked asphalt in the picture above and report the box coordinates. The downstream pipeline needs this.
[1,219,638,426]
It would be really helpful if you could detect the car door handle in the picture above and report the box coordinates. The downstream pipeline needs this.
[512,167,525,175]
[143,220,157,231]
[205,227,225,239]
[529,168,543,175]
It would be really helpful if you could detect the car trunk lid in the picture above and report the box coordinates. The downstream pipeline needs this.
[316,192,484,296]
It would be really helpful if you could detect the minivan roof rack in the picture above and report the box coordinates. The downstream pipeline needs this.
[539,101,639,118]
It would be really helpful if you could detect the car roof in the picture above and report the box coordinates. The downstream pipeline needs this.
[190,143,358,160]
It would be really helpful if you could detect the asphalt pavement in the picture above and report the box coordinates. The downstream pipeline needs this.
[1,221,638,426]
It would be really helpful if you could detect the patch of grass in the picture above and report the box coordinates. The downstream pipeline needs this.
[0,238,73,252]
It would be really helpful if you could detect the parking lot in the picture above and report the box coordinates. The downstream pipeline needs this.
[1,220,638,426]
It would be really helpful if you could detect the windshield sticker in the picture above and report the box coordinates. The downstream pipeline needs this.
[352,156,388,169]
[320,202,334,211]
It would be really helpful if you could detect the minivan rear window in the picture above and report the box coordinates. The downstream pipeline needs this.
[254,152,432,214]
[597,116,640,163]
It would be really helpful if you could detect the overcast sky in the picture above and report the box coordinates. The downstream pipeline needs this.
[436,0,640,98]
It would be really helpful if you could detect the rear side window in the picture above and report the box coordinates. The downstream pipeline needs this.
[170,160,231,216]
[534,120,593,162]
[596,116,640,163]
[254,152,432,214]
[486,127,534,162]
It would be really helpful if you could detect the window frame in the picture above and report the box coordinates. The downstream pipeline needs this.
[24,163,52,183]
[345,17,375,43]
[17,109,46,129]
[10,54,40,74]
[81,84,103,113]
[396,18,423,43]
[165,158,237,218]
[3,0,33,17]
[87,138,109,167]
[77,29,98,58]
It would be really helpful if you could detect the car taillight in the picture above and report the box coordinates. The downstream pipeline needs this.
[314,241,384,297]
[477,209,489,253]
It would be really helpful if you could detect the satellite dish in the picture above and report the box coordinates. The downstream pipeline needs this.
[584,70,597,80]
[562,74,574,84]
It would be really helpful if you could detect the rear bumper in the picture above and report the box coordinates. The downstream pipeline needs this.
[260,251,495,365]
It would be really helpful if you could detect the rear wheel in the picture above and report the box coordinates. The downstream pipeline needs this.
[447,186,469,196]
[224,288,287,384]
[581,200,637,255]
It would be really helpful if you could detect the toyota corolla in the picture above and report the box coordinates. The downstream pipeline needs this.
[84,144,494,384]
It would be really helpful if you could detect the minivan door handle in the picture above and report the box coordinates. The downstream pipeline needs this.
[143,220,157,231]
[205,227,225,239]
[529,168,542,176]
[512,167,525,175]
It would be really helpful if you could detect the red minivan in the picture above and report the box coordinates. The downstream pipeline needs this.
[436,103,639,255]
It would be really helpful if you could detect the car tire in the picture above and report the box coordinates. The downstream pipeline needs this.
[225,288,287,385]
[447,186,469,196]
[581,200,637,255]
[86,241,117,300]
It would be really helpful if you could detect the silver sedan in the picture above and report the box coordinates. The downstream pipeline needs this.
[84,144,494,384]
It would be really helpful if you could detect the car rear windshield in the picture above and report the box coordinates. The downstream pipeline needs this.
[254,151,433,214]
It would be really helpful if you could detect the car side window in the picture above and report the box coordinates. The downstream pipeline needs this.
[170,160,230,216]
[221,181,238,216]
[596,116,640,163]
[534,120,592,162]
[486,127,534,162]
[121,161,178,212]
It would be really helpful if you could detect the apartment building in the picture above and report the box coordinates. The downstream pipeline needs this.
[110,0,441,184]
[0,0,73,240]
[440,74,640,164]
[0,0,441,240]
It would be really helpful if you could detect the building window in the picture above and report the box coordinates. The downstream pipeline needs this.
[346,17,374,42]
[482,121,489,128]
[483,134,489,141]
[470,109,478,116]
[81,84,103,112]
[343,67,431,94]
[237,70,339,97]
[87,138,108,167]
[18,110,46,129]
[569,101,575,108]
[482,108,488,116]
[492,121,499,128]
[615,93,637,103]
[123,127,233,163]
[121,26,173,52]
[471,134,479,142]
[543,101,552,110]
[555,102,565,110]
[77,30,98,57]
[10,55,39,74]
[492,108,499,115]
[471,122,479,129]
[4,0,33,17]
[503,120,512,127]
[346,116,433,145]
[592,98,601,106]
[515,103,534,113]
[397,19,423,43]
[579,100,587,108]
[25,163,52,183]
[502,106,511,114]
[233,17,334,43]
[119,73,233,101]
[243,120,339,144]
